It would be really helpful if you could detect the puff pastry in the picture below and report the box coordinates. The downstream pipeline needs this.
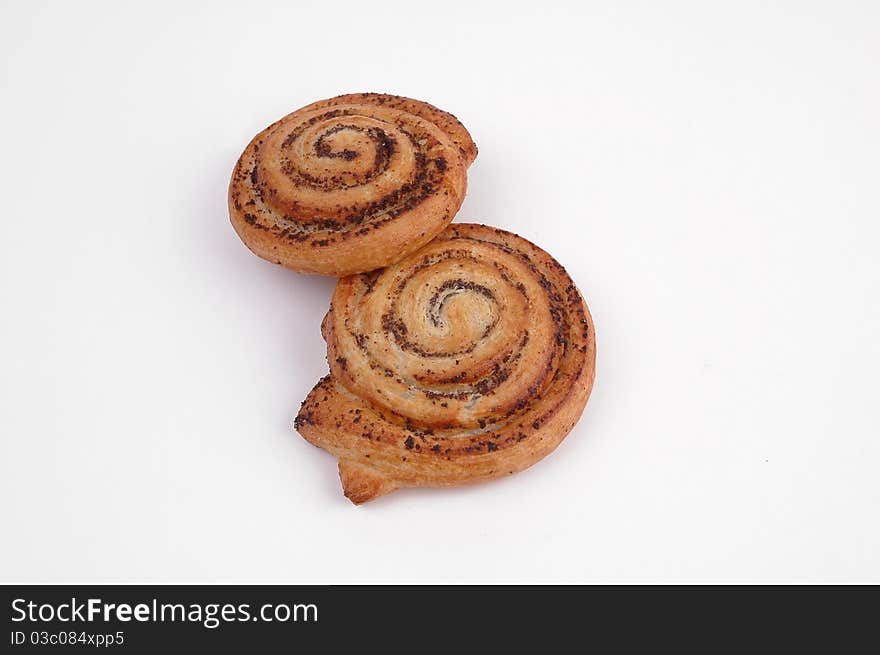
[228,93,477,277]
[295,224,596,503]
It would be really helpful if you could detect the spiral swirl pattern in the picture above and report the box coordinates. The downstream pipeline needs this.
[229,93,476,276]
[295,224,596,503]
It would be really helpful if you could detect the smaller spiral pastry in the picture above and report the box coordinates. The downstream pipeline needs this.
[228,93,477,277]
[295,224,596,503]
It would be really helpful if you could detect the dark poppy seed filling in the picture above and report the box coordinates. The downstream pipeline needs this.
[278,115,398,189]
[242,108,456,240]
[324,226,583,434]
[427,279,495,328]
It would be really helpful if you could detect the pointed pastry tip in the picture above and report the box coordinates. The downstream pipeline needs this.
[338,459,398,505]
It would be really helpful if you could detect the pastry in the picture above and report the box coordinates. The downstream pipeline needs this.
[228,93,477,277]
[295,223,596,503]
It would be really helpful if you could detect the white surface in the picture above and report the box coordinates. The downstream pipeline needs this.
[1,0,878,584]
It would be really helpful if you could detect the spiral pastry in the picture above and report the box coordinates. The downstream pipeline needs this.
[295,224,596,503]
[228,93,477,276]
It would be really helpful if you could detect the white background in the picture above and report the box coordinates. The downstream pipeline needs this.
[1,0,878,583]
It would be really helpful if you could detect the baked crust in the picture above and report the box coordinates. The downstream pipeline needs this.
[228,93,476,277]
[295,224,596,503]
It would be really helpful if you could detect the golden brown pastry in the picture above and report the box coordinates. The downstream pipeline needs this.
[295,223,596,503]
[228,93,477,277]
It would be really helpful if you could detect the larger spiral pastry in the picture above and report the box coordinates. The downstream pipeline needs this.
[229,93,477,276]
[295,223,596,504]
